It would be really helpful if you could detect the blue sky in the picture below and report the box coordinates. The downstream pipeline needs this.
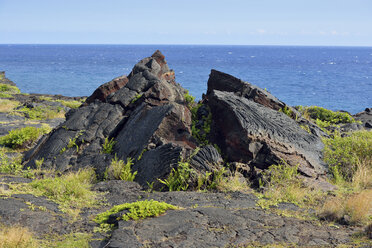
[0,0,371,46]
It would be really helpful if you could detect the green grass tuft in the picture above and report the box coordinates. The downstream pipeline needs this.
[104,155,137,181]
[0,125,51,149]
[15,106,65,120]
[101,137,116,154]
[28,168,98,218]
[94,199,178,224]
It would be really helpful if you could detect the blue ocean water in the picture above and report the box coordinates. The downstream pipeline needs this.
[0,44,371,114]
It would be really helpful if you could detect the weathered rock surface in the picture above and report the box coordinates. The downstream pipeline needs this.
[90,180,360,248]
[1,176,362,247]
[0,71,16,86]
[23,51,196,187]
[207,90,327,178]
[84,75,129,104]
[354,107,372,129]
[207,69,327,138]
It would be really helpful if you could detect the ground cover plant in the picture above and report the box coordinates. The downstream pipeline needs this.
[0,125,51,149]
[94,199,179,224]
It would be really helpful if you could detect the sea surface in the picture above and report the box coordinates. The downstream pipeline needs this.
[0,44,371,114]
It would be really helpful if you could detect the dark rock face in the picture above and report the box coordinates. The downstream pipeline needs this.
[0,71,17,86]
[23,51,196,187]
[207,69,286,111]
[189,145,223,172]
[207,69,327,138]
[84,75,128,104]
[207,90,326,178]
[354,107,372,129]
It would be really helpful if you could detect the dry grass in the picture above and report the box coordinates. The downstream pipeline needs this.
[319,189,372,225]
[352,159,372,190]
[216,173,250,192]
[0,99,19,112]
[345,189,372,224]
[0,226,39,248]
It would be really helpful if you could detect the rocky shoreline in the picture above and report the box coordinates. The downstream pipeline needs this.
[0,53,371,247]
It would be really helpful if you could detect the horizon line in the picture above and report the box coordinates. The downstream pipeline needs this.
[1,43,372,48]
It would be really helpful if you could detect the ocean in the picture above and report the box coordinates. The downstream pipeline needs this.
[0,44,371,114]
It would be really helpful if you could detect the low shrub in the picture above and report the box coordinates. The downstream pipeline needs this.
[0,83,20,94]
[0,125,51,149]
[104,155,137,181]
[323,130,372,183]
[301,106,355,124]
[184,90,195,108]
[95,199,178,224]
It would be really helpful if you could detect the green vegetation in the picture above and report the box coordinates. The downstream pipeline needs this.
[279,105,296,119]
[56,100,82,109]
[0,125,51,149]
[101,137,116,154]
[256,162,323,209]
[302,106,356,124]
[191,103,212,146]
[131,93,143,104]
[0,83,20,98]
[0,148,23,174]
[317,130,372,226]
[158,161,193,191]
[104,155,137,181]
[184,90,195,108]
[25,168,98,218]
[45,233,92,248]
[60,130,84,154]
[94,200,178,224]
[323,130,372,185]
[0,225,92,248]
[15,106,65,120]
[158,160,246,192]
[38,96,83,109]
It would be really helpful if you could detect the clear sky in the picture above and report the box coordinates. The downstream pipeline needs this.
[0,0,371,46]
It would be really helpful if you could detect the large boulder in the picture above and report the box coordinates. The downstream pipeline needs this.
[23,51,197,187]
[207,70,327,138]
[205,71,328,178]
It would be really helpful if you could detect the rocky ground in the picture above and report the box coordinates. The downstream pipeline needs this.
[0,53,371,248]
